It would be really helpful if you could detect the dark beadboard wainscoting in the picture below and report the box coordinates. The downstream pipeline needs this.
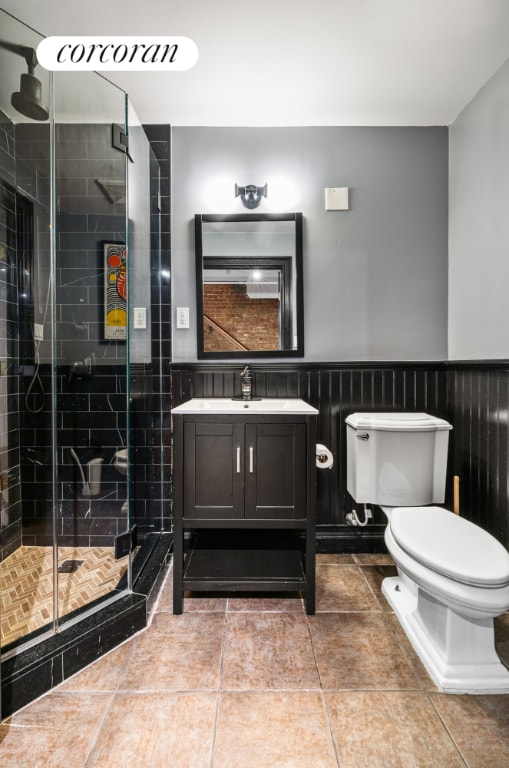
[447,364,509,549]
[171,362,509,553]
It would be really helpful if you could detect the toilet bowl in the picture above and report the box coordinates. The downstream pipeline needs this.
[381,505,509,693]
[345,412,509,694]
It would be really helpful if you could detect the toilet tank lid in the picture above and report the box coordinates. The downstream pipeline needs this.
[390,507,509,587]
[345,412,452,431]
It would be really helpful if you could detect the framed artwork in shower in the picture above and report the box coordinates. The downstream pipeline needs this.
[104,242,127,339]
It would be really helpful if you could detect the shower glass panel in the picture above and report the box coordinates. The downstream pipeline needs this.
[0,8,138,654]
[125,99,165,564]
[0,10,55,650]
[53,70,132,631]
[0,14,170,722]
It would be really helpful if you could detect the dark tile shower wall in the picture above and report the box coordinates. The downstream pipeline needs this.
[0,121,51,560]
[0,174,21,561]
[17,122,173,547]
[143,125,172,534]
[19,123,129,546]
[0,117,15,187]
[171,362,509,552]
[0,120,18,562]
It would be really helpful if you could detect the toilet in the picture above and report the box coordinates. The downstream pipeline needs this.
[346,412,509,694]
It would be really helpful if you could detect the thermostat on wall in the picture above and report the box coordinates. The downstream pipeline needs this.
[325,187,349,211]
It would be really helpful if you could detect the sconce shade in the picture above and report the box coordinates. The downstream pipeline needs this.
[235,183,268,209]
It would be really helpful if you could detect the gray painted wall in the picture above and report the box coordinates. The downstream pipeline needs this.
[172,126,448,362]
[449,59,509,360]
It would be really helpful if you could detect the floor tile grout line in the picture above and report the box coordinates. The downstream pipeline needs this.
[112,628,145,691]
[378,609,431,691]
[320,691,345,768]
[354,562,437,691]
[428,694,472,768]
[209,692,221,768]
[305,609,326,693]
[210,610,229,768]
[149,561,173,619]
[82,690,117,768]
[356,561,392,613]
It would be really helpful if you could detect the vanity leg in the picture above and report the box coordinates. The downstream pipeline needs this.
[173,520,183,615]
[305,527,316,615]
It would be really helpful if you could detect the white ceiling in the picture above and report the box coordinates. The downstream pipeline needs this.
[2,0,509,126]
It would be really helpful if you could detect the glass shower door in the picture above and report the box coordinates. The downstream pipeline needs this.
[1,7,167,660]
[53,71,132,629]
[0,10,54,651]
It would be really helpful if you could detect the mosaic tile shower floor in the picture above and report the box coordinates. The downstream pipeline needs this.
[1,553,509,766]
[0,546,128,648]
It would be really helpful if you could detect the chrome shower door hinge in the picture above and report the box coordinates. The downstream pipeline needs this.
[114,524,138,560]
[111,123,134,162]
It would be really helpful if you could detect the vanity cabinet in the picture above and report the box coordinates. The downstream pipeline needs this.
[172,402,317,614]
[183,421,307,520]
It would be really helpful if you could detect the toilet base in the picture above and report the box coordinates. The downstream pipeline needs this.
[382,575,509,694]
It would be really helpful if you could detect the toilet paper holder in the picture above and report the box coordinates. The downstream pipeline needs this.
[315,443,334,469]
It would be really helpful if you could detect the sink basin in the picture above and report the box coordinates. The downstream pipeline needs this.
[172,398,318,415]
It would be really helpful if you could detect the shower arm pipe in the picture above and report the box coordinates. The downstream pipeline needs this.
[0,40,38,71]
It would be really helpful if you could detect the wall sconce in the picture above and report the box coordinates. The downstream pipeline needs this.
[235,183,268,209]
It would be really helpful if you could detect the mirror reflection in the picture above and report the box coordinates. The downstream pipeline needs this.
[195,213,304,358]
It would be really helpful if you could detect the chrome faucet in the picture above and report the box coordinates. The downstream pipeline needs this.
[240,365,252,399]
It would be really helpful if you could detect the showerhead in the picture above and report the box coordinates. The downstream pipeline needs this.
[11,71,49,121]
[0,39,49,121]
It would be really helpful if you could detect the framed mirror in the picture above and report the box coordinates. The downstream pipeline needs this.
[195,212,304,359]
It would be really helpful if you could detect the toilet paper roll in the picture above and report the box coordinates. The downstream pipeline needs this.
[316,443,333,470]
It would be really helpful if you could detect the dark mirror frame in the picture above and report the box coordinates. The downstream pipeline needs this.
[195,212,304,359]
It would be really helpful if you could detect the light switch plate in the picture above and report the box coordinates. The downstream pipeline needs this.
[325,187,349,211]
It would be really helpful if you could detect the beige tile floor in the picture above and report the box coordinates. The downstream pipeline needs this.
[1,553,509,767]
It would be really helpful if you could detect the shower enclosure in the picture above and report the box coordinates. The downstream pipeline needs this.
[0,10,171,718]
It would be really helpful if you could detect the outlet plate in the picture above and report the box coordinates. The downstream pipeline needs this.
[176,307,189,329]
[34,322,44,341]
[134,307,147,329]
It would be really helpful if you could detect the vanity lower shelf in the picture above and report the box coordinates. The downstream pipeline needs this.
[176,530,314,612]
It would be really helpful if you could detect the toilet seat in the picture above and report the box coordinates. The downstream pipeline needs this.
[390,506,509,588]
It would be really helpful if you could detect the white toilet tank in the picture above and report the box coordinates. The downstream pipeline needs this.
[346,412,452,506]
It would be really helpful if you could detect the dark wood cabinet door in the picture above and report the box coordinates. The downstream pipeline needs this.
[244,423,307,519]
[184,422,245,518]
